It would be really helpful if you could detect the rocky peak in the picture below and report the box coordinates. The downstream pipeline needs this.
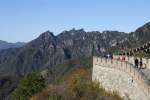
[25,31,56,49]
[133,22,150,44]
[143,22,150,27]
[135,22,150,32]
[62,28,85,35]
[38,30,55,40]
[69,28,85,33]
[58,28,86,41]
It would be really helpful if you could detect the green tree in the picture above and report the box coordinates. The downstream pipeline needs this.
[11,72,46,100]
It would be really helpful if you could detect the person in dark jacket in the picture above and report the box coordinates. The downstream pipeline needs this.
[134,58,139,68]
[139,58,143,69]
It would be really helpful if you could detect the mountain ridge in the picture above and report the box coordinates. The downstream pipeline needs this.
[1,22,150,76]
[0,40,25,50]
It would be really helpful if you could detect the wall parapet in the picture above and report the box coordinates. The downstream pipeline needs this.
[93,56,150,98]
[113,55,150,69]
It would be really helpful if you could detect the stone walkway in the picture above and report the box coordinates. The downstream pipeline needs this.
[140,68,150,84]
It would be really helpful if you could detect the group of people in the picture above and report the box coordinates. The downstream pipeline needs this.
[134,58,143,69]
[104,53,113,59]
[117,55,126,61]
[103,53,146,69]
[118,56,144,69]
[116,55,145,69]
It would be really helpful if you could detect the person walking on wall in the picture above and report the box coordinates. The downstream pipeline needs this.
[134,58,139,68]
[139,58,143,69]
[122,55,125,61]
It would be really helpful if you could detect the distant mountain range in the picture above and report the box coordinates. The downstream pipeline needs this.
[0,22,150,99]
[0,29,127,77]
[0,40,25,49]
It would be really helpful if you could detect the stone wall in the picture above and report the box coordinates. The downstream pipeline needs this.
[113,55,150,69]
[92,57,150,100]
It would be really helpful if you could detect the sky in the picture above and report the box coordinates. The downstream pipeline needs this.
[0,0,150,42]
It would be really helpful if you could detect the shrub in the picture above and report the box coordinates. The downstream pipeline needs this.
[31,68,123,100]
[11,72,46,100]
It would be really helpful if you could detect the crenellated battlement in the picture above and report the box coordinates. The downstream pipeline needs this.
[113,55,150,69]
[93,56,150,100]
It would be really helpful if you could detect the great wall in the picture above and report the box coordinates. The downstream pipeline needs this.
[92,41,150,100]
[92,56,150,100]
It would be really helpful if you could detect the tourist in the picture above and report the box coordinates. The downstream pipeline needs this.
[110,53,113,59]
[107,54,110,59]
[139,58,143,69]
[122,55,125,61]
[104,54,107,59]
[134,58,139,68]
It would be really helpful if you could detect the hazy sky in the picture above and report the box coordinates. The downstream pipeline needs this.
[0,0,150,42]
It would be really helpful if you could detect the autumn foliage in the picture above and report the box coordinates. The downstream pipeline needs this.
[31,68,123,100]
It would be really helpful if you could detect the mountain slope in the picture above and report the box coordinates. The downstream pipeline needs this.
[133,22,150,44]
[124,22,150,48]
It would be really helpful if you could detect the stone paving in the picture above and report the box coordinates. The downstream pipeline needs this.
[141,68,150,83]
